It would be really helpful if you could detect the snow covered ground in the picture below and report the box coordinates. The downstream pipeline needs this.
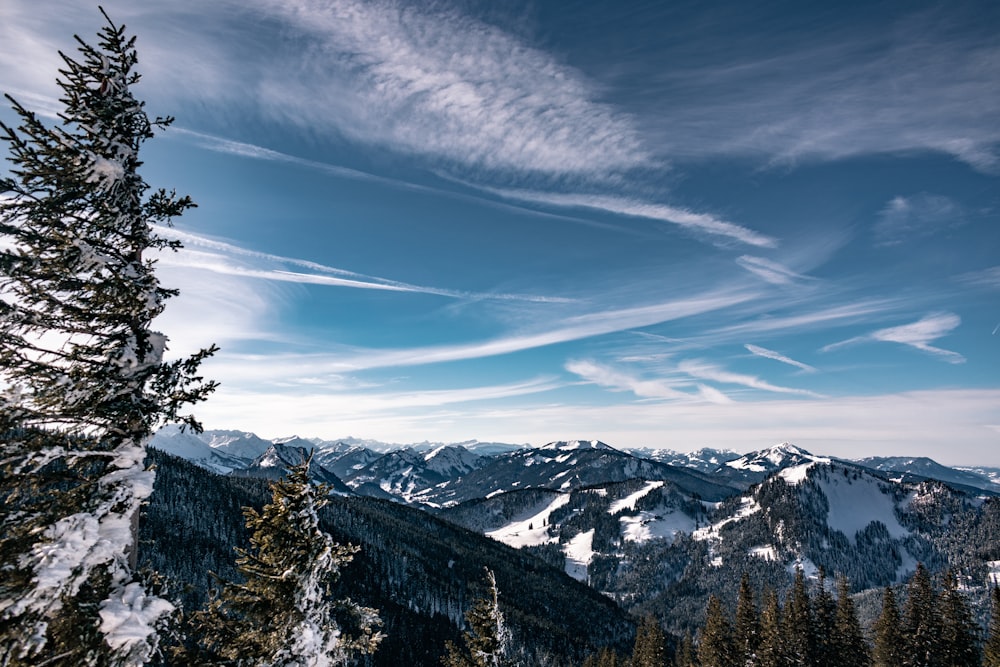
[620,507,695,543]
[608,481,664,514]
[486,494,570,548]
[564,530,595,582]
[815,472,909,544]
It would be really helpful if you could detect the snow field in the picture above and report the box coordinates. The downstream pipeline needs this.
[486,494,570,548]
[564,530,595,582]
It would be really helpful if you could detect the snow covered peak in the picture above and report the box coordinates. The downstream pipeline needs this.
[423,445,482,476]
[725,443,828,474]
[540,440,615,451]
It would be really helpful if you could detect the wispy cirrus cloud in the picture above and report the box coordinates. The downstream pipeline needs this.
[156,227,572,303]
[677,359,823,397]
[485,190,777,248]
[246,0,650,178]
[874,194,964,245]
[736,255,811,284]
[643,7,1000,170]
[327,290,754,371]
[565,358,729,404]
[822,312,965,363]
[709,300,898,341]
[745,344,816,372]
[958,265,1000,290]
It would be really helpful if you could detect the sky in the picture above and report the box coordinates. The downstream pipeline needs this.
[2,0,999,463]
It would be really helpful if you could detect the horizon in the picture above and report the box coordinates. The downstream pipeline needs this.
[168,427,1000,469]
[3,0,999,465]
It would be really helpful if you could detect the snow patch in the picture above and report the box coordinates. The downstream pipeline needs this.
[486,494,570,548]
[778,462,814,485]
[816,472,909,544]
[749,545,779,562]
[693,497,761,542]
[608,480,664,515]
[564,530,595,581]
[620,507,695,543]
[988,561,1000,586]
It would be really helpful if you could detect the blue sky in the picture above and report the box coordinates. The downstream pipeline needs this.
[2,0,999,463]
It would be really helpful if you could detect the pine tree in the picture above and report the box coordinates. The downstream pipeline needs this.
[938,571,979,667]
[632,615,667,667]
[191,456,383,666]
[901,563,940,667]
[0,9,216,665]
[674,630,697,667]
[443,568,513,667]
[734,573,760,666]
[811,569,837,667]
[756,588,787,667]
[784,568,813,667]
[832,576,869,667]
[872,587,904,667]
[984,585,1000,667]
[698,594,734,667]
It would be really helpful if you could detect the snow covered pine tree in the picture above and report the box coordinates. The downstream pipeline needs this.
[443,568,513,667]
[0,9,217,666]
[188,454,383,666]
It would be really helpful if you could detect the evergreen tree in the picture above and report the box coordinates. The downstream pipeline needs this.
[784,568,813,667]
[872,587,904,667]
[632,615,667,667]
[938,571,979,667]
[811,569,837,667]
[191,456,383,666]
[984,585,1000,667]
[697,594,734,667]
[901,563,940,667]
[734,573,760,666]
[757,588,788,667]
[0,9,216,665]
[674,630,698,667]
[443,568,513,667]
[832,576,869,667]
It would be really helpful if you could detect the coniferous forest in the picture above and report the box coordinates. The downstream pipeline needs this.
[3,9,1000,667]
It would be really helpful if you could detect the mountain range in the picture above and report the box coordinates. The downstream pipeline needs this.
[145,427,1000,660]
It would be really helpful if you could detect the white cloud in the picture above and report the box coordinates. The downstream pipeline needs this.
[709,300,897,341]
[745,344,816,372]
[156,226,572,303]
[566,359,693,401]
[639,7,1000,171]
[325,290,754,371]
[487,190,777,248]
[677,359,823,397]
[874,194,964,245]
[247,0,649,177]
[958,266,1000,290]
[822,312,965,363]
[736,256,811,285]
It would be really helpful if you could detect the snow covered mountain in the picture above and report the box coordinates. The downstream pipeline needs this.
[313,443,383,479]
[715,442,830,487]
[441,477,707,583]
[233,443,353,494]
[853,455,1000,494]
[627,446,742,472]
[344,445,486,503]
[149,426,251,474]
[411,440,737,508]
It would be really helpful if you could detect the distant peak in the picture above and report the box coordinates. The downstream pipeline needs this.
[540,440,615,451]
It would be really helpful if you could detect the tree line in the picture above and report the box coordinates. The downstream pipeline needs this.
[579,565,1000,667]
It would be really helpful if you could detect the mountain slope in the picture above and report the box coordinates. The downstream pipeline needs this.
[141,450,634,665]
[414,440,737,507]
[855,455,1000,494]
